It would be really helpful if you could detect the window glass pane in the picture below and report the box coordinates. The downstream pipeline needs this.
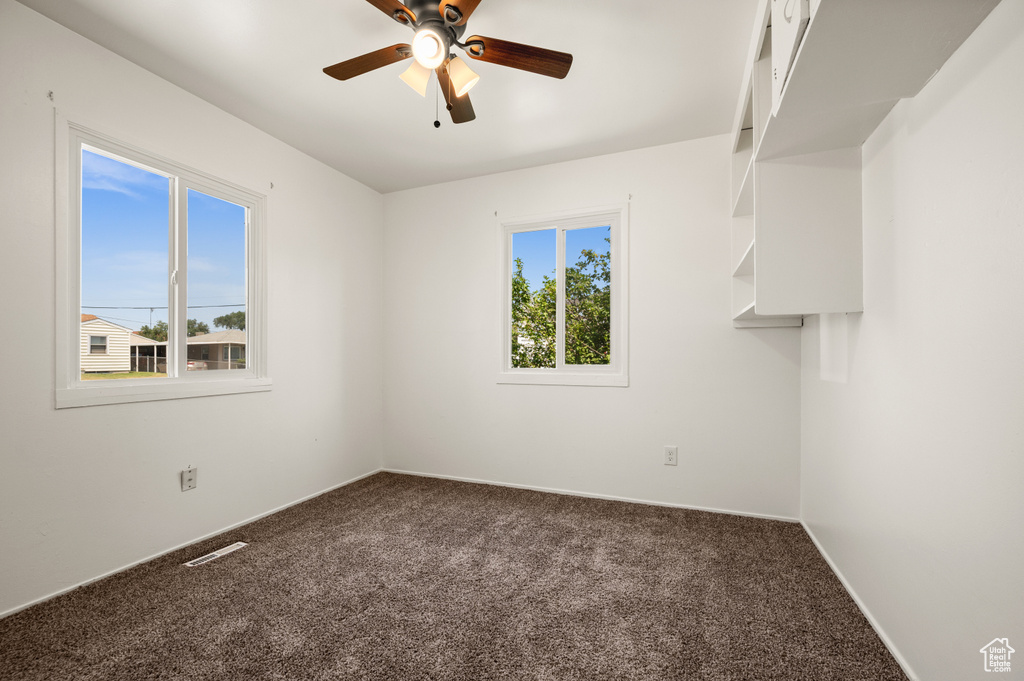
[511,229,556,368]
[565,225,611,366]
[186,189,246,372]
[81,149,169,379]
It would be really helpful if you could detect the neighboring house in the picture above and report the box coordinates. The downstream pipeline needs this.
[129,333,166,373]
[186,329,246,370]
[80,314,132,373]
[118,328,246,372]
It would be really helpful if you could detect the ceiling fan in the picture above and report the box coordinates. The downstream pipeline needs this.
[323,0,573,124]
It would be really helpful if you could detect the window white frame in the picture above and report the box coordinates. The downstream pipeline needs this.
[89,335,108,355]
[55,116,270,408]
[498,204,629,387]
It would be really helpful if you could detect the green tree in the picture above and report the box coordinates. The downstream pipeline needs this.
[138,319,210,341]
[187,319,210,337]
[511,257,533,368]
[138,320,168,342]
[213,311,246,331]
[510,240,611,368]
[565,244,611,365]
[511,257,556,368]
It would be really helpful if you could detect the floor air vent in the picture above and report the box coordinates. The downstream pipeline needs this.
[183,541,248,567]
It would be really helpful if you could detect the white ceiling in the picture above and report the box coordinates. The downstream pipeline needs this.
[17,0,759,193]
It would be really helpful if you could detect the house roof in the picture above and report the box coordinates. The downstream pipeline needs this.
[186,329,246,345]
[129,333,164,346]
[81,315,133,332]
[127,329,245,346]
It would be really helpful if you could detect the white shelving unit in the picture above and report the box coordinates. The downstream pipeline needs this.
[730,0,1001,328]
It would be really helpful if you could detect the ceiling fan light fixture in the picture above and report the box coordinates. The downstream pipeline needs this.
[322,1,573,125]
[412,28,447,69]
[399,60,432,96]
[447,56,480,97]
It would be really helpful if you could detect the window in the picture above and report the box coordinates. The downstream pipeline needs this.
[499,205,629,386]
[222,346,243,362]
[56,119,269,407]
[89,336,107,354]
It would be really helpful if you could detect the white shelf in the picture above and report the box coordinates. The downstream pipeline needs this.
[733,240,754,278]
[758,0,1001,160]
[731,84,754,154]
[732,302,803,328]
[732,156,753,218]
[728,0,772,146]
[727,0,999,329]
[754,146,863,315]
[731,127,754,217]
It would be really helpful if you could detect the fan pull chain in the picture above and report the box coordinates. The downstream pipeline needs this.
[434,79,441,128]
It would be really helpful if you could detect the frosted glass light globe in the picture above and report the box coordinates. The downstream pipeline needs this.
[399,61,431,97]
[448,57,480,97]
[412,29,446,69]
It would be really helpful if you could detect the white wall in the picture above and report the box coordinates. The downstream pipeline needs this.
[801,2,1024,679]
[0,0,384,616]
[382,136,802,518]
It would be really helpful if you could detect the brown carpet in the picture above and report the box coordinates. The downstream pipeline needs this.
[0,472,907,680]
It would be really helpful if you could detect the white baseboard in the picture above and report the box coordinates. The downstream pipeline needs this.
[383,468,800,523]
[800,521,919,681]
[0,467,383,620]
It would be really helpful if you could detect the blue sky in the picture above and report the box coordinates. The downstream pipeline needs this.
[81,149,245,332]
[512,225,611,292]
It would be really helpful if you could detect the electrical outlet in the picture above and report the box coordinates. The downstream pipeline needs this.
[664,446,678,466]
[181,467,197,492]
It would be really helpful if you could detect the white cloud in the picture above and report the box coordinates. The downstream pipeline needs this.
[82,151,168,198]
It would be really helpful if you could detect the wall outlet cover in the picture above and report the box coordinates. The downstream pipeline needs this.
[181,467,197,492]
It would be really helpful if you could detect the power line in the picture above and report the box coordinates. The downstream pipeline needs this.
[92,314,151,326]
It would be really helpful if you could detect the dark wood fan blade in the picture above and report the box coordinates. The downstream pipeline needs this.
[464,35,572,79]
[323,44,412,81]
[365,0,416,24]
[439,0,482,26]
[436,60,476,124]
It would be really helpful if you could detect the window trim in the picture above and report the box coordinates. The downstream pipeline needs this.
[55,114,270,408]
[498,204,629,387]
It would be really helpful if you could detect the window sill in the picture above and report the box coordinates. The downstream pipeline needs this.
[55,376,272,409]
[497,371,628,387]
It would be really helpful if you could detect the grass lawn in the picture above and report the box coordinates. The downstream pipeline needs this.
[81,372,167,380]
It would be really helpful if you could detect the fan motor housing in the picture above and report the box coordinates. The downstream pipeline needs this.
[403,1,467,42]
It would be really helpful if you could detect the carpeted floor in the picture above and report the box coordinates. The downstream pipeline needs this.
[0,473,908,680]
